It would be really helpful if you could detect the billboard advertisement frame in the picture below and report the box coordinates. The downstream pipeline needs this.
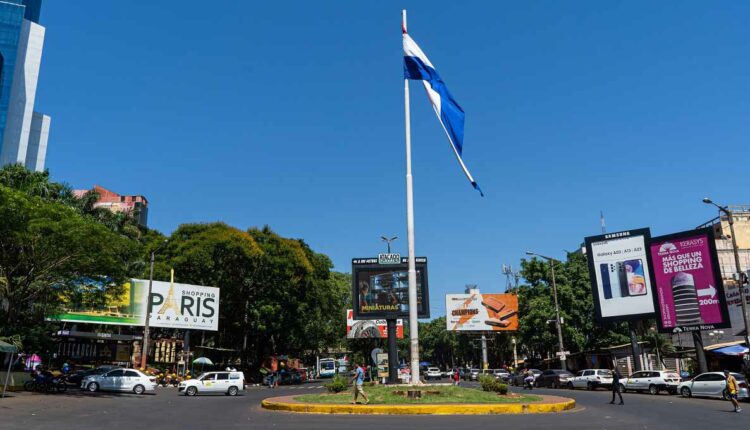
[648,227,731,333]
[351,257,430,320]
[445,293,519,331]
[346,309,404,338]
[585,228,657,323]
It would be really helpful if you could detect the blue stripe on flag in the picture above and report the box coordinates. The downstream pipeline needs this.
[404,55,465,156]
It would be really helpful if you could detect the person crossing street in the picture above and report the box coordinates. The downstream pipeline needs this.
[609,368,623,405]
[351,361,369,405]
[725,370,742,413]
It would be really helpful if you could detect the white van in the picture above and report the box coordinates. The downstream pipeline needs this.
[179,371,245,396]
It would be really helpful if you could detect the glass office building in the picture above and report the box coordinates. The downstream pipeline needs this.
[0,0,50,172]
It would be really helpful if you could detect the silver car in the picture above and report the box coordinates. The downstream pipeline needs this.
[677,372,748,400]
[82,368,157,395]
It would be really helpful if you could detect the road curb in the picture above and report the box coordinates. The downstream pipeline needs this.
[261,395,576,415]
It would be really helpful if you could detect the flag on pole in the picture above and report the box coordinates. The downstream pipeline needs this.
[403,27,483,196]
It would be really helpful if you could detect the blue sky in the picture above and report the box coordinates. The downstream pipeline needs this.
[39,1,750,318]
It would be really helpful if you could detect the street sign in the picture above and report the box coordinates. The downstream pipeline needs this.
[378,253,401,265]
[555,351,571,356]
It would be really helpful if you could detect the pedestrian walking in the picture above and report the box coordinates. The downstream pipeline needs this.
[350,362,369,405]
[452,368,460,386]
[724,370,742,413]
[609,368,623,405]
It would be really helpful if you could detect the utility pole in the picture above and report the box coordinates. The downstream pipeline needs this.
[140,239,167,370]
[526,252,567,370]
[703,198,750,347]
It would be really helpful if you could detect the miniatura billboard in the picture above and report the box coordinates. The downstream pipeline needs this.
[351,257,429,320]
[585,228,656,322]
[648,228,730,333]
[446,293,518,331]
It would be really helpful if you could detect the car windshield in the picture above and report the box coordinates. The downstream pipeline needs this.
[197,373,211,380]
[598,370,613,376]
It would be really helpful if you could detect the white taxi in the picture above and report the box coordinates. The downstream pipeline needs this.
[179,371,245,396]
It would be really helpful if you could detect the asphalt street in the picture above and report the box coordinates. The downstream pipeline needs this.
[1,381,746,430]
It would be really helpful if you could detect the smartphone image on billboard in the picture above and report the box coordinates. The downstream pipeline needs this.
[600,263,622,300]
[623,259,647,296]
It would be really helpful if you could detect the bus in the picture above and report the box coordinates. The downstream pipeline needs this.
[319,358,336,378]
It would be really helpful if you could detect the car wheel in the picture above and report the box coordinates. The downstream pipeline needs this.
[186,386,197,396]
[680,387,691,398]
[648,384,658,395]
[133,384,145,395]
[587,382,594,391]
[87,382,99,392]
[228,386,239,396]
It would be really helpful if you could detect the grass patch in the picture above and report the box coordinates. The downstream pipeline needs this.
[296,385,542,404]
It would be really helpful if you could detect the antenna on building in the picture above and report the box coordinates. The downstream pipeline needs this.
[465,284,478,294]
[502,264,520,290]
[600,210,606,234]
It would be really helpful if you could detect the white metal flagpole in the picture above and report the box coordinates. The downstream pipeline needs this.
[402,9,420,386]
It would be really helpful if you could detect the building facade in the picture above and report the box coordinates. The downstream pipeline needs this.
[73,185,149,227]
[0,0,50,172]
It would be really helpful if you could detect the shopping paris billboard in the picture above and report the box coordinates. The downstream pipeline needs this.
[446,293,519,331]
[133,279,220,331]
[648,228,731,333]
[585,228,656,322]
[351,257,429,320]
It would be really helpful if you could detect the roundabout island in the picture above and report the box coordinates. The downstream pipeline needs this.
[261,385,575,415]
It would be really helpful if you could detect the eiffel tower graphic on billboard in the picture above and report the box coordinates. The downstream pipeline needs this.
[158,269,179,315]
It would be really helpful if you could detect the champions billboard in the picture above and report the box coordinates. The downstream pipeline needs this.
[446,293,518,331]
[48,279,220,331]
[352,257,429,320]
[648,228,730,333]
[585,228,656,322]
[346,309,404,338]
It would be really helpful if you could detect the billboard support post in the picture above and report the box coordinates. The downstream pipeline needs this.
[692,331,708,374]
[628,321,641,371]
[481,334,488,369]
[140,250,156,370]
[387,318,399,384]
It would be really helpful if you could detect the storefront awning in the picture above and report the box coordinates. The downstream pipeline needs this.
[711,345,749,356]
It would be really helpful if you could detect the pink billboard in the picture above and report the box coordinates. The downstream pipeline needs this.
[649,228,730,332]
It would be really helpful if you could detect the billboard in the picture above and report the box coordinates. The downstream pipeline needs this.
[346,309,403,338]
[585,228,656,322]
[48,279,220,331]
[352,257,429,320]
[133,279,220,331]
[446,293,518,331]
[47,281,146,326]
[648,228,731,333]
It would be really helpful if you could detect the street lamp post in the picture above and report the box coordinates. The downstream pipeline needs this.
[703,198,750,347]
[380,236,398,254]
[140,239,168,370]
[526,251,566,370]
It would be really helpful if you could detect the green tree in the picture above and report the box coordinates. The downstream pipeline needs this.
[0,185,141,350]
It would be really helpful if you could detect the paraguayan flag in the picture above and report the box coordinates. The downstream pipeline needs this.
[403,29,483,196]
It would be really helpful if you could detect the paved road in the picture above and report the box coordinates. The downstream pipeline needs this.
[1,382,746,430]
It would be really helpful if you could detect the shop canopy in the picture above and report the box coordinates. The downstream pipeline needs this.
[711,345,749,356]
[0,340,17,353]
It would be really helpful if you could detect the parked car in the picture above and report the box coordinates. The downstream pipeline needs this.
[511,369,542,386]
[535,369,574,389]
[677,372,749,400]
[425,367,442,380]
[179,371,245,396]
[621,370,682,395]
[568,369,613,390]
[463,368,481,381]
[82,368,156,395]
[66,366,119,386]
